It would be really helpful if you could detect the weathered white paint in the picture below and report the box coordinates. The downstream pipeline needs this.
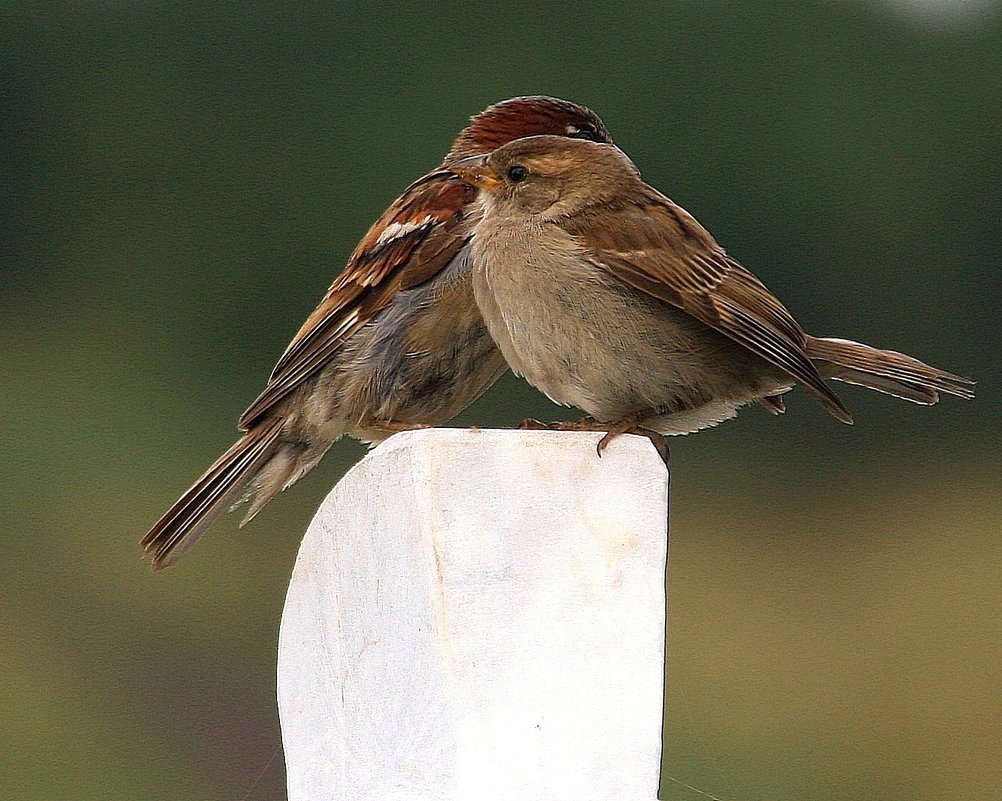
[278,428,669,801]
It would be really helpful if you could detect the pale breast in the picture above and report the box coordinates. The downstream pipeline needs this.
[470,217,789,430]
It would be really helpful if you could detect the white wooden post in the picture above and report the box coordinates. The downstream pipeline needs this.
[277,428,669,801]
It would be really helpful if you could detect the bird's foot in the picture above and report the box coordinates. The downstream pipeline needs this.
[596,420,670,466]
[514,416,597,431]
[514,416,669,466]
[515,417,551,431]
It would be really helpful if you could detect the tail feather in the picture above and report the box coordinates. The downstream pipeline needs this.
[807,336,975,405]
[237,444,300,527]
[141,418,286,569]
[758,394,787,415]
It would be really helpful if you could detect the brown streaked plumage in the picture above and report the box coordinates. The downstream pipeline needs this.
[450,136,973,449]
[142,98,613,569]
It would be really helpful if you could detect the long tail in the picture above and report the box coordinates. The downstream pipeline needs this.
[806,336,975,405]
[141,418,293,569]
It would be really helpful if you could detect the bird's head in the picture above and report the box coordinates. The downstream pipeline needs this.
[445,96,612,163]
[448,135,640,217]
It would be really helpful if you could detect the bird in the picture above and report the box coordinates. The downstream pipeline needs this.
[141,98,614,568]
[448,135,974,458]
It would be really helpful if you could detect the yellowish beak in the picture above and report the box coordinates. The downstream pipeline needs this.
[449,154,502,193]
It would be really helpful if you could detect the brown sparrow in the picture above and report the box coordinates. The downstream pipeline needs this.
[449,135,974,456]
[142,98,613,568]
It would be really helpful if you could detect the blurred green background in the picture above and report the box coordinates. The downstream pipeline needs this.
[3,2,999,799]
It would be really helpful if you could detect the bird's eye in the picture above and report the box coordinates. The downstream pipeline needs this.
[567,123,601,142]
[507,165,528,183]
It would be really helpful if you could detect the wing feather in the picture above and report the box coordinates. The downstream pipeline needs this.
[565,193,852,422]
[238,172,477,429]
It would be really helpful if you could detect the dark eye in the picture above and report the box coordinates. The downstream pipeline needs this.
[507,165,528,183]
[567,123,601,142]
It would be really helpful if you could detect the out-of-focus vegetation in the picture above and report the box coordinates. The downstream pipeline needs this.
[2,2,999,799]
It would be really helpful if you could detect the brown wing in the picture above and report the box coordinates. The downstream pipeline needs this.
[565,191,852,423]
[238,171,478,429]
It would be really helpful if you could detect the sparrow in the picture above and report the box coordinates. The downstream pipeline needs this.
[142,98,614,568]
[448,135,974,456]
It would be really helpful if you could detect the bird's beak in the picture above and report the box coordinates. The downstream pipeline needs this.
[449,155,502,193]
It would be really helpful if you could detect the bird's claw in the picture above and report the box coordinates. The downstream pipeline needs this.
[596,424,670,466]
